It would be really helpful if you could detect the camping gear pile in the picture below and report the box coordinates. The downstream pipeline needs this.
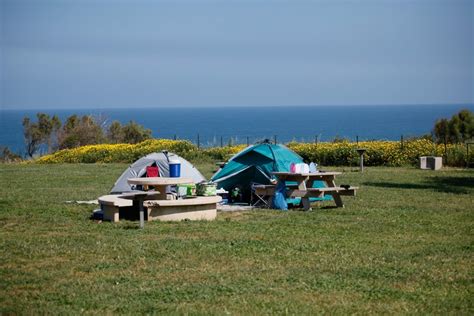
[177,182,218,198]
[290,162,318,173]
[210,140,331,208]
[105,142,333,215]
[177,183,196,197]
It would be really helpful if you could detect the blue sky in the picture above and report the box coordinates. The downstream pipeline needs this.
[1,0,473,109]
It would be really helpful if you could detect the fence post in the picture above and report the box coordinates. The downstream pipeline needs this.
[466,142,473,168]
[274,135,277,144]
[247,137,249,146]
[444,139,448,165]
[356,135,359,146]
[173,134,177,140]
[467,143,469,168]
[400,135,404,150]
[220,136,223,147]
[197,134,200,149]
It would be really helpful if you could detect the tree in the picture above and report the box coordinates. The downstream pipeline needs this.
[457,109,474,142]
[37,113,53,142]
[50,115,62,152]
[22,113,62,157]
[0,146,21,162]
[63,115,79,133]
[447,115,461,144]
[434,118,449,145]
[22,113,154,154]
[433,109,474,144]
[107,121,124,144]
[104,120,152,144]
[58,115,105,149]
[121,121,152,144]
[37,113,61,153]
[78,115,104,145]
[22,117,43,158]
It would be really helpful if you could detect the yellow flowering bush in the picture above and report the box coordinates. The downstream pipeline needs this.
[35,138,470,166]
[288,139,463,166]
[36,139,197,164]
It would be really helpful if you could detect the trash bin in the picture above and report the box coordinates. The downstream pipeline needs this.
[420,156,442,170]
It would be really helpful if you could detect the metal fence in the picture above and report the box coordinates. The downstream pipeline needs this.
[169,133,412,149]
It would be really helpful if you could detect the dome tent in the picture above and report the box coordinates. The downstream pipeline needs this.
[110,151,205,194]
[210,141,331,203]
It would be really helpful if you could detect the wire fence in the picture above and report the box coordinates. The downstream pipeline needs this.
[168,134,474,167]
[168,133,414,149]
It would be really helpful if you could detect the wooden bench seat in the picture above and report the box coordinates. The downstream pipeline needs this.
[309,186,358,196]
[99,193,222,223]
[287,186,358,198]
[98,195,133,222]
[254,185,358,197]
[98,195,134,207]
[143,196,221,207]
[143,196,222,221]
[98,192,161,222]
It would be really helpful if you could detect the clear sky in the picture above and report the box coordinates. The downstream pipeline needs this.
[0,0,473,109]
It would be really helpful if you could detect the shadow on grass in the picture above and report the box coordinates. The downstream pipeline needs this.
[120,224,141,230]
[320,205,339,210]
[363,176,474,194]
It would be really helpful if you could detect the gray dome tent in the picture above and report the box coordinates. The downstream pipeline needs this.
[110,152,206,194]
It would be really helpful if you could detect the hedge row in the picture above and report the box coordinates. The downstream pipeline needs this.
[35,138,471,167]
[35,139,196,164]
[287,139,469,166]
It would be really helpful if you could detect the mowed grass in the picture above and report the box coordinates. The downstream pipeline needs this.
[0,163,473,314]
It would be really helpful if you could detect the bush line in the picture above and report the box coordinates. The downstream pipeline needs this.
[34,138,471,167]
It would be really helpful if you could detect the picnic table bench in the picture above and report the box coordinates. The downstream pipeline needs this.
[269,171,358,210]
[144,196,222,221]
[98,177,222,226]
[98,192,160,224]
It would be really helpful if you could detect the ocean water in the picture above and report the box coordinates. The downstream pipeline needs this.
[1,104,473,155]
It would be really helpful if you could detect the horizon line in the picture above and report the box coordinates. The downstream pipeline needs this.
[2,103,474,111]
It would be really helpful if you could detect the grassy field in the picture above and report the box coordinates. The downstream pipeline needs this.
[0,163,473,314]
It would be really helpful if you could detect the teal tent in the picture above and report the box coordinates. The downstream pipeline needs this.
[211,141,331,204]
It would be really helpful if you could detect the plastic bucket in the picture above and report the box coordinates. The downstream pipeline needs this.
[169,159,181,177]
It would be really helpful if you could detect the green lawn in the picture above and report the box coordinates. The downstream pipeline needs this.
[0,163,473,314]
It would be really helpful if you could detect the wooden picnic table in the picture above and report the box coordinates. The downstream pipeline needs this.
[127,177,193,200]
[272,171,357,211]
[126,177,193,227]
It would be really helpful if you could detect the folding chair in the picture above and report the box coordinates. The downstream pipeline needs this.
[250,183,276,208]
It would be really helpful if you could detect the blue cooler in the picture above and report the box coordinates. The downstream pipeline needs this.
[169,159,181,177]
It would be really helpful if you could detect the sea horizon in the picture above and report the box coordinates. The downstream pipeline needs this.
[1,104,473,156]
[2,103,472,111]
